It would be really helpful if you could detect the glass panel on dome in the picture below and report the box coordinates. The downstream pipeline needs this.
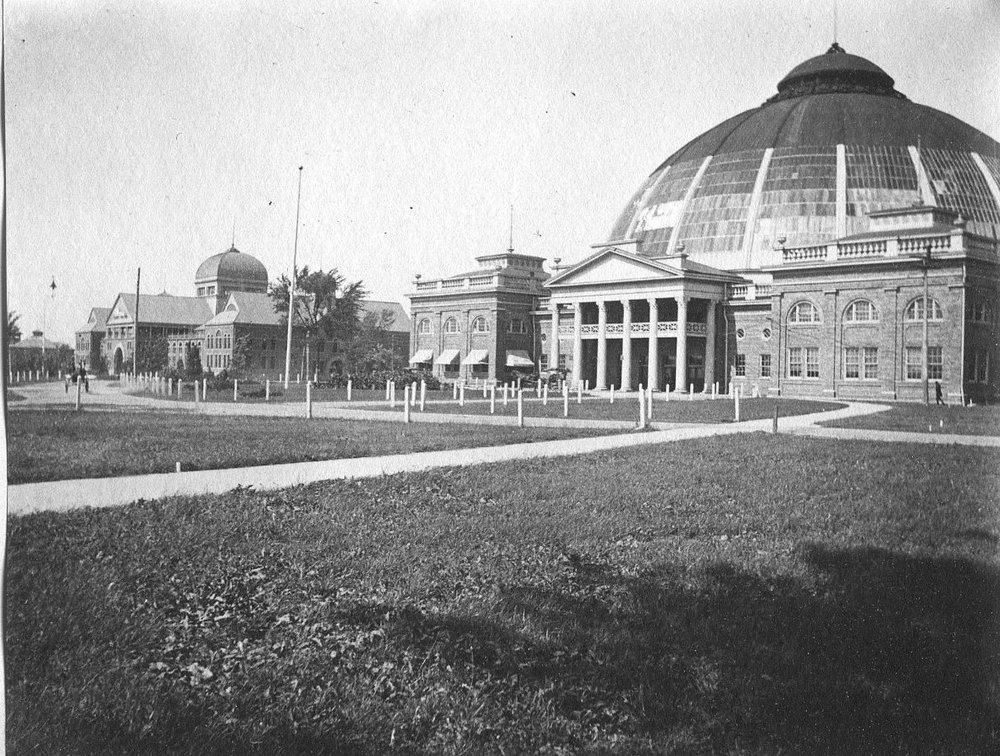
[633,159,703,256]
[607,170,662,241]
[845,145,921,235]
[675,149,764,255]
[750,147,838,259]
[922,148,1000,236]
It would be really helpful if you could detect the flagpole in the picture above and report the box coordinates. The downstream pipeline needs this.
[284,167,303,390]
[133,268,141,376]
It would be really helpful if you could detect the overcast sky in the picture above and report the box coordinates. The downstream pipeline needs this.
[7,0,1000,342]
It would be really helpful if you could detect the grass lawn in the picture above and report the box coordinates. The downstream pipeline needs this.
[6,410,610,484]
[822,402,1000,436]
[136,382,447,405]
[361,396,843,423]
[6,389,26,402]
[7,434,999,754]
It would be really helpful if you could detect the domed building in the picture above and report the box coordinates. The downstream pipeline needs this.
[409,44,1000,403]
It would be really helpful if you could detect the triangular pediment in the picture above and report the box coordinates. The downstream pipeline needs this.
[106,296,132,324]
[546,248,679,288]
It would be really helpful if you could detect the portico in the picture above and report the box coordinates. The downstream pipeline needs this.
[544,246,738,391]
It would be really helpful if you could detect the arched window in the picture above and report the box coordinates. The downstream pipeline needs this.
[844,299,878,323]
[417,319,432,335]
[789,301,821,324]
[216,330,222,349]
[472,316,489,333]
[904,297,943,322]
[444,317,459,334]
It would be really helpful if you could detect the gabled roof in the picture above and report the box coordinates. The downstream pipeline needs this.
[362,300,410,333]
[76,307,110,334]
[11,334,69,351]
[107,293,213,327]
[203,292,284,328]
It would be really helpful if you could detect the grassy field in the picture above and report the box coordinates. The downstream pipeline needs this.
[6,410,609,484]
[134,382,448,405]
[7,434,998,754]
[823,402,1000,436]
[362,396,843,423]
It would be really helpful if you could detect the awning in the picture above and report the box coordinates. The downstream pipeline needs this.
[506,350,534,368]
[434,349,460,365]
[409,349,433,364]
[461,349,490,366]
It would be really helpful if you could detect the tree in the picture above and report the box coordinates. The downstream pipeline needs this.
[136,335,169,373]
[6,311,21,344]
[342,308,399,378]
[184,344,203,379]
[269,267,366,376]
[230,334,253,377]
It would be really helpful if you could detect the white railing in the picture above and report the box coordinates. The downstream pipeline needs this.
[657,321,677,333]
[896,234,951,255]
[839,239,887,258]
[687,322,707,335]
[782,245,827,263]
[606,324,624,335]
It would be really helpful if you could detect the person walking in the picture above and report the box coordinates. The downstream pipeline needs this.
[935,380,945,406]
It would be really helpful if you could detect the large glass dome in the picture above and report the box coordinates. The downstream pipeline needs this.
[608,44,1000,271]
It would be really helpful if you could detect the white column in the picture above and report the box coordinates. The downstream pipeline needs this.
[621,299,632,391]
[571,302,583,386]
[647,297,659,391]
[704,299,716,392]
[549,301,560,371]
[596,301,608,390]
[676,295,688,393]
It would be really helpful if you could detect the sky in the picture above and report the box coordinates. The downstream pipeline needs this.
[6,0,1000,343]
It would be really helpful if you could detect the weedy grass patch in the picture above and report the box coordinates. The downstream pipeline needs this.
[822,402,1000,436]
[6,410,609,484]
[7,434,999,754]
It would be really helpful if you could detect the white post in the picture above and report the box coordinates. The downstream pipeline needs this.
[390,381,396,408]
[542,383,549,406]
[195,380,200,403]
[517,389,524,427]
[297,373,300,384]
[584,379,589,392]
[610,385,615,404]
[386,381,391,401]
[482,383,487,398]
[306,381,313,418]
[563,385,569,417]
[202,377,207,400]
[535,381,541,399]
[735,387,741,422]
[75,377,82,411]
[266,379,271,401]
[412,381,418,406]
[503,383,509,406]
[689,383,694,400]
[234,379,239,402]
[490,385,496,414]
[452,382,458,400]
[459,382,465,407]
[177,380,182,400]
[647,386,653,419]
[638,383,646,428]
[403,385,411,423]
[577,383,582,404]
[347,379,352,402]
[665,383,670,402]
[279,372,283,384]
[420,380,426,411]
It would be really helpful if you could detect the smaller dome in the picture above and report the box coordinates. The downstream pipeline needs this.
[770,42,902,103]
[195,246,268,285]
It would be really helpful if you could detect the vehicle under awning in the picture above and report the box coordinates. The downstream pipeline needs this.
[409,349,433,365]
[505,350,534,368]
[461,349,490,366]
[434,348,460,365]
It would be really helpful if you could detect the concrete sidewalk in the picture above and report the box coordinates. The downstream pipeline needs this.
[7,402,885,516]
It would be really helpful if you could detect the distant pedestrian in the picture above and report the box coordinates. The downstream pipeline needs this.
[935,380,944,406]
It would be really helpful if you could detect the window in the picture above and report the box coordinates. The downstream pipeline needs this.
[762,327,771,340]
[558,354,568,370]
[977,352,990,383]
[968,301,993,323]
[904,297,943,322]
[540,354,549,371]
[806,347,820,378]
[905,346,943,380]
[417,319,432,335]
[736,328,745,339]
[844,300,878,322]
[928,346,943,380]
[789,301,820,323]
[789,347,820,378]
[472,316,489,333]
[760,354,772,377]
[789,347,803,377]
[905,347,923,379]
[845,347,878,379]
[507,318,526,334]
[444,317,459,334]
[735,353,746,377]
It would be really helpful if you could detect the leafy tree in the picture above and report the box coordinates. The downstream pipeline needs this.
[6,310,21,344]
[136,335,169,373]
[269,267,366,376]
[230,334,253,377]
[343,308,400,378]
[184,344,203,379]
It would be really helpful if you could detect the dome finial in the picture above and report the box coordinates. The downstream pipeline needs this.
[827,41,846,55]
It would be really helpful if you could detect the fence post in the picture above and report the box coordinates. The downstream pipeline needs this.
[411,381,418,407]
[203,377,207,400]
[459,382,465,407]
[735,388,741,422]
[194,380,200,403]
[503,383,509,406]
[542,383,548,406]
[75,377,82,411]
[664,383,670,402]
[563,384,569,418]
[610,385,615,404]
[266,379,271,401]
[517,389,524,427]
[490,384,496,414]
[306,381,313,419]
[234,379,238,402]
[390,380,396,408]
[347,379,352,402]
[577,383,582,404]
[297,373,300,384]
[386,381,391,401]
[647,386,653,420]
[689,383,694,401]
[452,382,458,400]
[403,385,411,423]
[420,380,426,411]
[638,383,646,428]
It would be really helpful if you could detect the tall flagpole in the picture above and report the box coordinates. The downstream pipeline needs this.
[133,268,141,376]
[284,167,303,390]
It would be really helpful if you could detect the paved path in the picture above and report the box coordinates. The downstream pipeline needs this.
[9,401,885,516]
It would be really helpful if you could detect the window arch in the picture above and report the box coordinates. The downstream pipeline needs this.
[904,297,943,322]
[788,301,821,324]
[443,317,459,334]
[417,319,432,335]
[844,299,878,323]
[472,316,489,333]
[215,330,222,348]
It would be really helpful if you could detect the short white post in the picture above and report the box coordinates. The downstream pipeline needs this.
[664,383,670,402]
[279,372,283,384]
[563,386,569,417]
[347,379,352,401]
[542,383,548,406]
[610,384,615,404]
[234,379,239,402]
[638,384,646,428]
[734,387,741,422]
[452,382,458,400]
[411,381,418,407]
[420,380,426,411]
[175,462,182,473]
[297,373,300,384]
[306,381,313,418]
[177,380,183,400]
[265,379,271,401]
[584,379,589,392]
[535,381,541,399]
[403,385,411,423]
[647,386,653,420]
[689,383,694,400]
[482,383,487,398]
[459,382,465,407]
[390,380,396,408]
[490,384,496,414]
[314,369,318,383]
[202,377,207,400]
[577,383,582,404]
[195,380,200,403]
[75,377,82,411]
[517,389,524,427]
[386,381,391,401]
[503,383,509,406]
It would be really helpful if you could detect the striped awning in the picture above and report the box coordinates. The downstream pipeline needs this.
[409,349,433,364]
[434,349,461,365]
[505,350,534,368]
[461,349,490,366]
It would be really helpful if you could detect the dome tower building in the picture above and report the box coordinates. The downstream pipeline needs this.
[195,246,269,315]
